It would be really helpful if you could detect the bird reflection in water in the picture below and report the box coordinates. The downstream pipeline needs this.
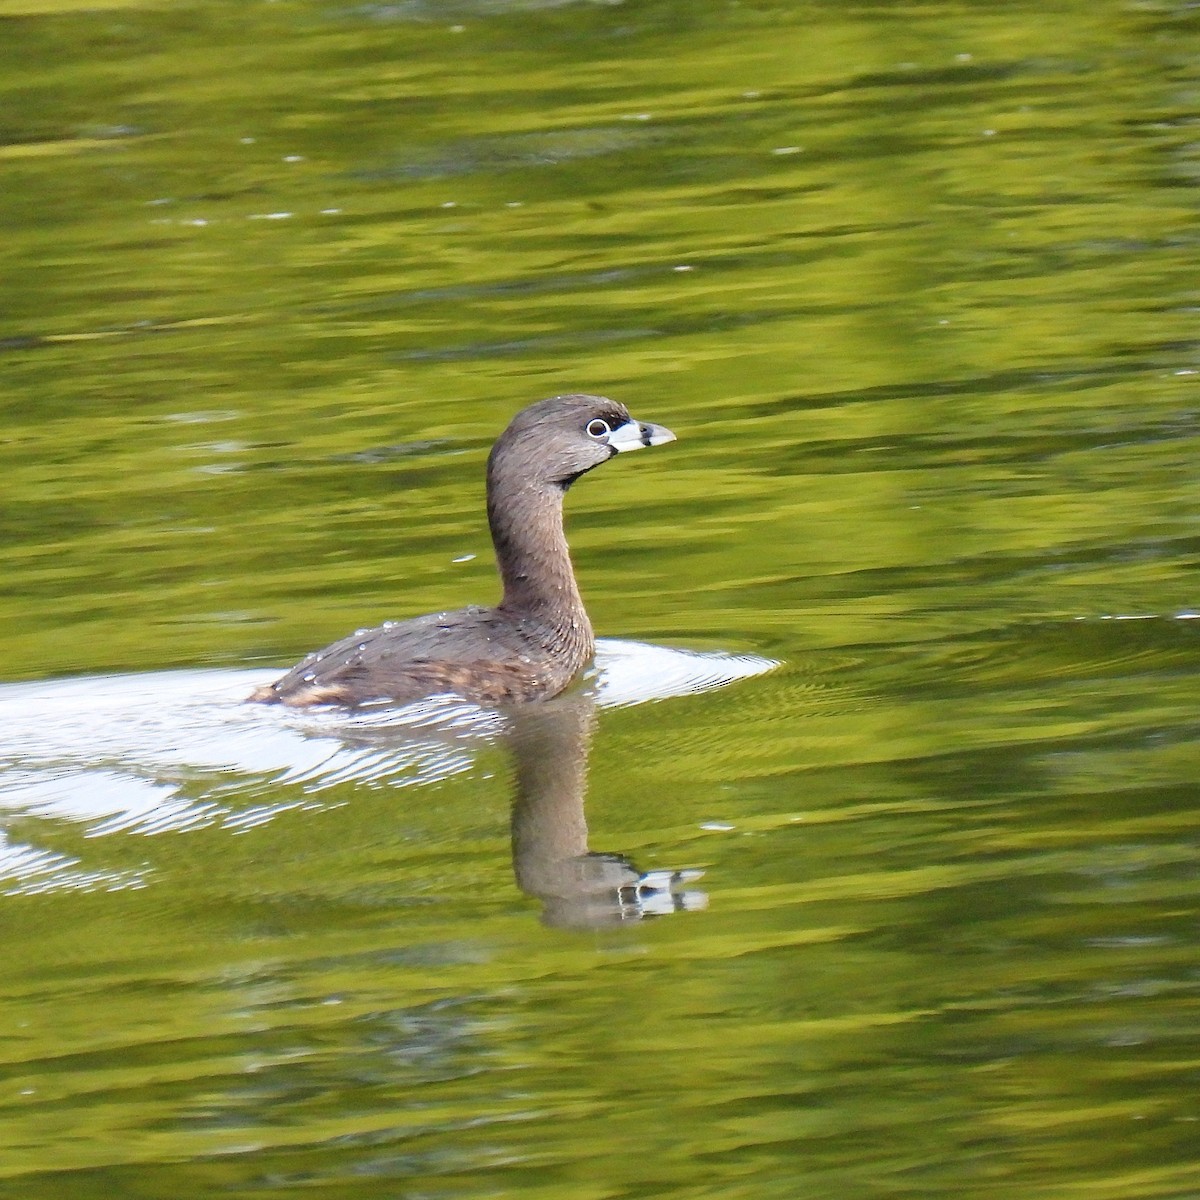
[317,686,707,928]
[506,691,705,929]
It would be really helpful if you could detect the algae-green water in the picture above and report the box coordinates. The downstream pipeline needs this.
[1,1,1198,1197]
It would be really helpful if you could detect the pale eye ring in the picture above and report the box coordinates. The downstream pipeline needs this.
[585,418,611,439]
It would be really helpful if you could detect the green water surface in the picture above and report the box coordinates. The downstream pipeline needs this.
[1,1,1198,1197]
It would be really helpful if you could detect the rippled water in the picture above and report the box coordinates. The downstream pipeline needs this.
[2,0,1199,1196]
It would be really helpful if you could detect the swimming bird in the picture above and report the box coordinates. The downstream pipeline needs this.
[249,393,675,707]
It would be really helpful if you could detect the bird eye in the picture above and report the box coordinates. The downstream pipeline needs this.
[585,418,611,439]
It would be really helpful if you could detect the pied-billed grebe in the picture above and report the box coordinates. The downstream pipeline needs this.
[249,394,675,707]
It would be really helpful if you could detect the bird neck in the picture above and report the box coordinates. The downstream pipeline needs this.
[487,467,592,645]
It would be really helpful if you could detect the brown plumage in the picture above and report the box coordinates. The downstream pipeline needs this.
[248,394,675,708]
